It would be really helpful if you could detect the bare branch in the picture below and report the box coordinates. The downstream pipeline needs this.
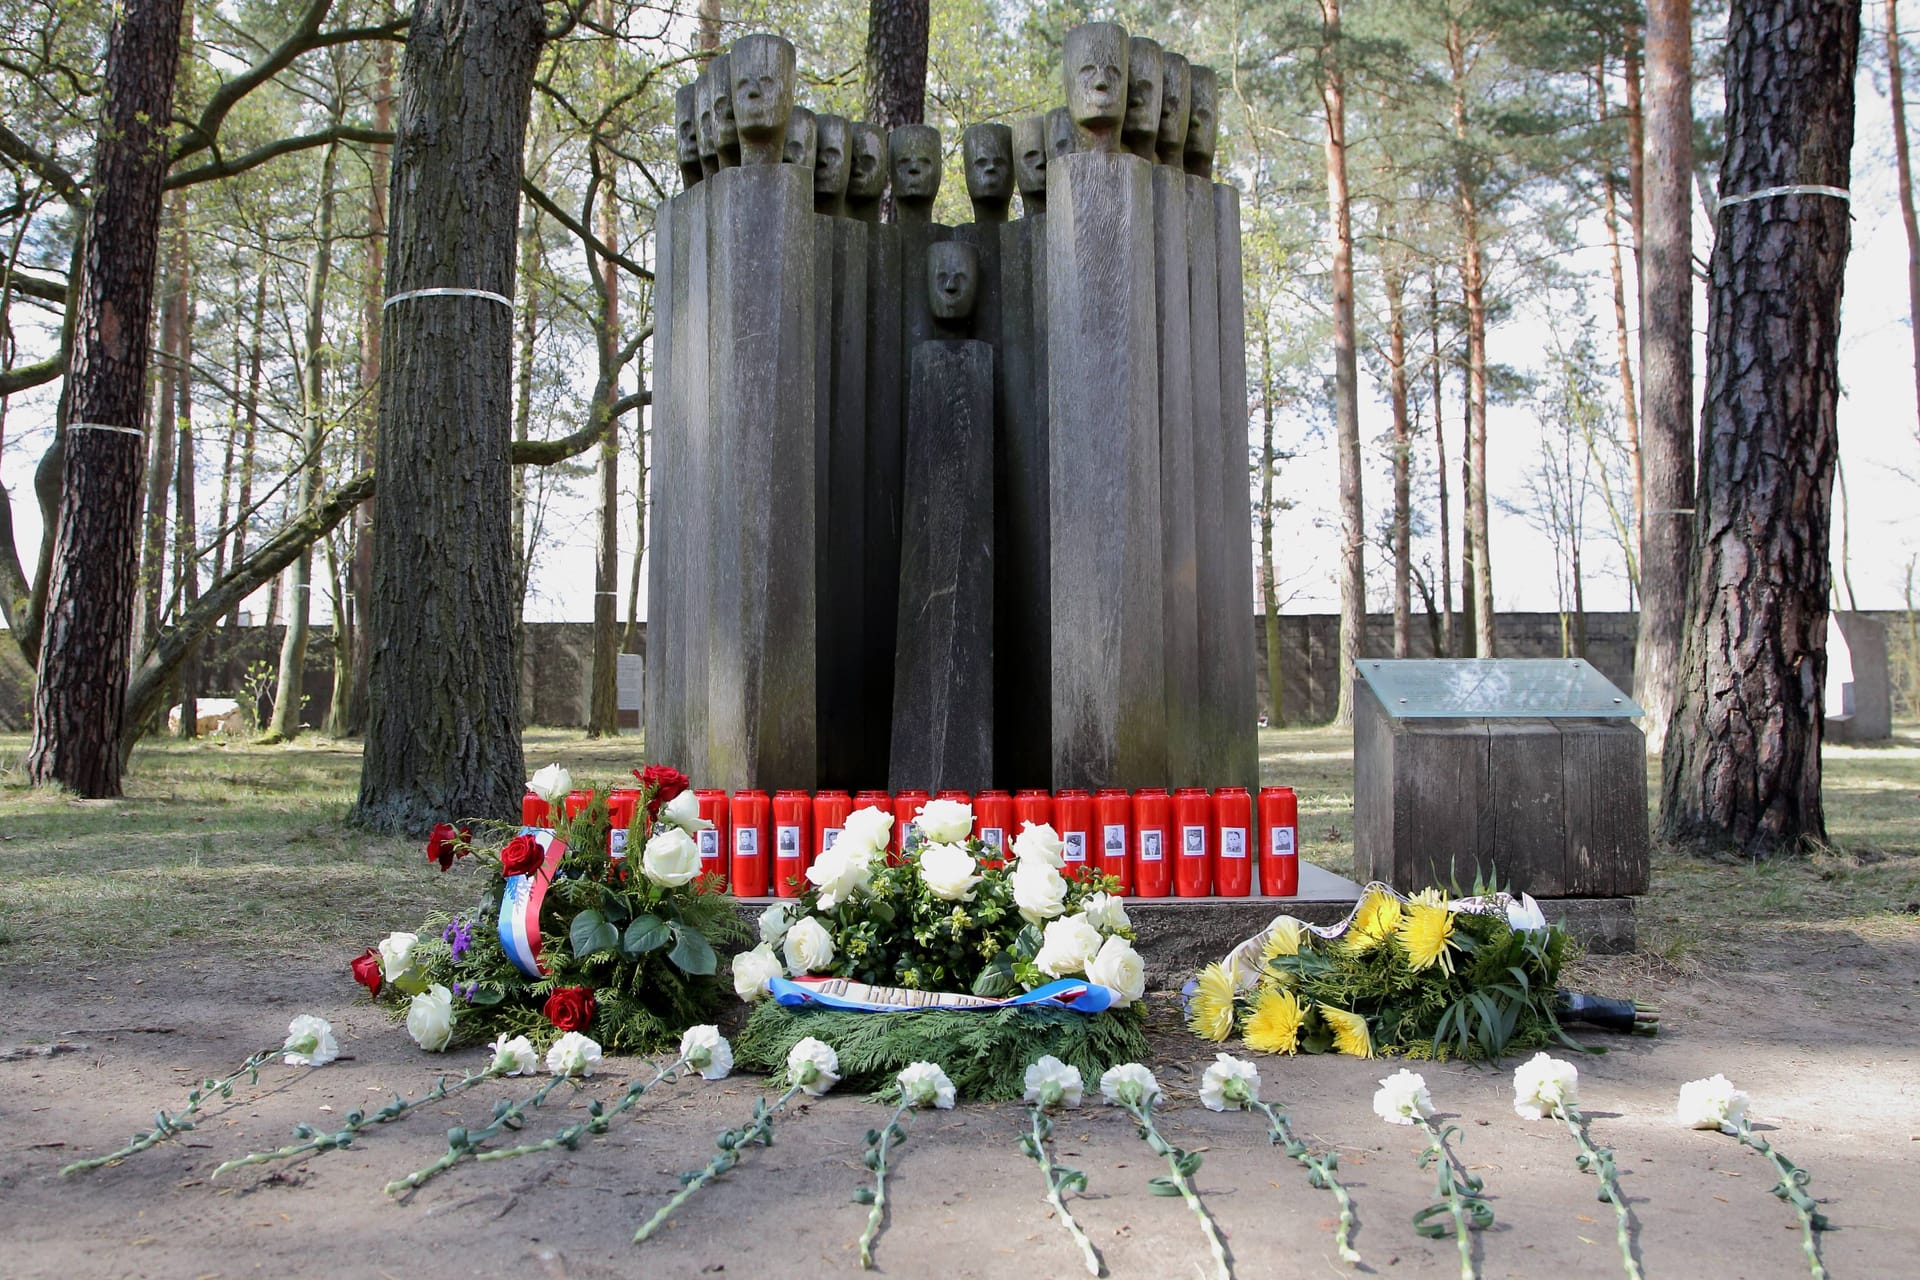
[0,354,63,396]
[0,123,85,208]
[166,125,393,189]
[521,178,653,280]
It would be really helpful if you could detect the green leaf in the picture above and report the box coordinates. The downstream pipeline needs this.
[570,909,618,958]
[465,986,505,1007]
[667,926,717,975]
[623,913,671,955]
[1147,1176,1184,1197]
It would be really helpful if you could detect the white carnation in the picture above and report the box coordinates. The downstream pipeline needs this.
[1199,1053,1261,1112]
[678,1024,734,1081]
[1373,1068,1434,1125]
[1035,913,1103,977]
[488,1034,539,1076]
[1084,935,1146,1007]
[1022,1055,1084,1109]
[782,916,837,974]
[1677,1074,1749,1132]
[919,841,983,901]
[1011,821,1065,868]
[281,1014,339,1067]
[405,984,456,1053]
[1099,1062,1162,1107]
[786,1036,841,1095]
[1512,1052,1580,1120]
[546,1030,603,1077]
[916,798,974,844]
[732,943,785,1001]
[897,1061,957,1109]
[1011,858,1068,924]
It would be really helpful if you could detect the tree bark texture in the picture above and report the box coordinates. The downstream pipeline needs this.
[225,264,267,629]
[1634,0,1695,754]
[1385,234,1411,659]
[1431,277,1453,656]
[138,196,185,652]
[1448,22,1494,657]
[1659,0,1858,855]
[352,0,542,834]
[588,34,621,739]
[1888,0,1920,449]
[1259,326,1284,725]
[864,0,929,131]
[27,0,187,795]
[171,218,199,739]
[1325,0,1365,725]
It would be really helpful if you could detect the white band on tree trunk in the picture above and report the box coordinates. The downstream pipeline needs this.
[1716,184,1850,214]
[67,422,146,438]
[382,286,514,310]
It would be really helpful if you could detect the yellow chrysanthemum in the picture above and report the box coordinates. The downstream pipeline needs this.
[1320,1004,1376,1059]
[1187,962,1238,1042]
[1244,988,1306,1055]
[1343,889,1404,954]
[1261,919,1303,962]
[1397,901,1456,973]
[1409,886,1447,908]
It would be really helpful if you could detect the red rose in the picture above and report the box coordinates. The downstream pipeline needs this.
[349,947,383,997]
[425,822,467,871]
[499,833,545,878]
[543,986,596,1032]
[635,764,691,818]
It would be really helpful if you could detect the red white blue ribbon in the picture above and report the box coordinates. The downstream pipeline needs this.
[499,829,569,978]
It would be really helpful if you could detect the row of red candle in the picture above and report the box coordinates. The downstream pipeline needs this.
[523,785,1299,900]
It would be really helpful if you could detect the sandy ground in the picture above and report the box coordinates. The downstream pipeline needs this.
[3,938,1916,1280]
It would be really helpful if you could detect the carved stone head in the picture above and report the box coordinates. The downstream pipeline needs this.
[1123,37,1164,159]
[783,105,817,171]
[963,123,1013,222]
[814,113,852,213]
[1046,106,1077,161]
[1157,53,1191,164]
[1063,21,1128,151]
[928,241,979,322]
[695,69,720,174]
[1013,114,1047,211]
[889,124,942,213]
[1184,64,1218,178]
[710,53,739,166]
[729,34,796,164]
[675,82,703,187]
[847,122,889,220]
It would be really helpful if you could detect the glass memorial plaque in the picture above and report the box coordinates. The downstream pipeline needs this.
[1357,659,1642,719]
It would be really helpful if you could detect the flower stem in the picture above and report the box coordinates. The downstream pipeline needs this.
[1557,1104,1641,1280]
[1732,1117,1829,1280]
[857,1099,914,1269]
[1412,1116,1492,1280]
[214,1065,504,1179]
[1250,1099,1359,1265]
[1122,1097,1231,1280]
[633,1083,805,1244]
[478,1055,688,1164]
[62,1046,281,1177]
[1017,1105,1103,1277]
[383,1072,571,1198]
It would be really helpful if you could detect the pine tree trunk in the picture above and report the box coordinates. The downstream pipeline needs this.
[865,0,930,130]
[1658,0,1858,855]
[26,0,187,795]
[1634,0,1695,754]
[1458,329,1475,648]
[1889,0,1920,448]
[225,265,266,630]
[1259,327,1284,726]
[139,196,184,652]
[510,208,539,723]
[1385,233,1411,659]
[1430,277,1452,656]
[1325,0,1366,725]
[696,0,723,52]
[352,0,543,834]
[1449,22,1495,657]
[171,225,198,739]
[587,163,621,738]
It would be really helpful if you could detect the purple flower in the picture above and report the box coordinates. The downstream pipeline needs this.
[442,916,474,963]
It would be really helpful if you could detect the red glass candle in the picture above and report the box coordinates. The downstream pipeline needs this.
[1131,789,1172,896]
[695,790,729,887]
[1053,788,1093,878]
[1173,787,1213,897]
[1258,786,1300,896]
[606,787,641,862]
[563,789,594,820]
[772,790,811,898]
[1094,788,1132,893]
[1212,787,1253,896]
[974,790,1013,867]
[521,793,552,828]
[891,790,930,861]
[1013,789,1052,841]
[813,790,853,858]
[730,789,770,897]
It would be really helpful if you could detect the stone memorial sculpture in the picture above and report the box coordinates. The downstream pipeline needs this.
[1157,53,1190,166]
[710,53,740,167]
[783,105,817,170]
[695,69,721,177]
[813,113,852,216]
[1123,37,1164,161]
[1013,115,1048,215]
[1045,106,1077,163]
[928,240,980,337]
[1184,64,1218,179]
[963,123,1014,224]
[676,82,703,188]
[729,34,796,165]
[888,124,943,223]
[847,122,889,222]
[1063,21,1128,153]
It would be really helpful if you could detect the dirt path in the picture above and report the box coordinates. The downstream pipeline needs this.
[3,937,1915,1280]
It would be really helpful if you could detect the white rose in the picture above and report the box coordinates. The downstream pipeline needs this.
[641,826,702,887]
[488,1034,539,1076]
[1099,1062,1162,1107]
[919,841,982,901]
[679,1025,734,1081]
[916,799,974,844]
[1677,1074,1749,1132]
[661,787,712,833]
[1512,1052,1580,1121]
[806,839,876,908]
[782,916,837,974]
[405,984,456,1053]
[1199,1053,1261,1112]
[840,805,895,852]
[1023,1055,1084,1109]
[732,943,785,1001]
[1081,892,1131,934]
[786,1036,841,1095]
[546,1031,603,1077]
[759,901,797,947]
[1035,913,1104,977]
[378,930,421,986]
[527,763,572,805]
[1373,1068,1434,1125]
[1084,935,1146,1007]
[281,1014,339,1067]
[897,1061,957,1110]
[1011,821,1065,868]
[1012,859,1068,924]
